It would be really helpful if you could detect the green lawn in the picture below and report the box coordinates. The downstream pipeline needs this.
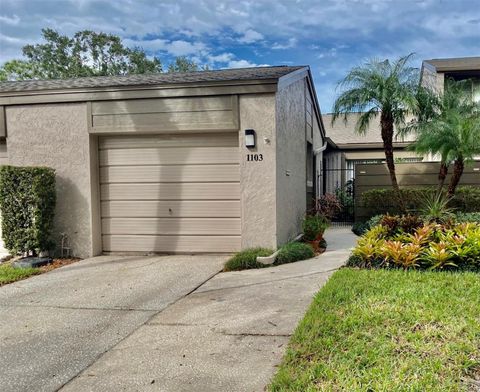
[0,264,40,286]
[270,268,480,391]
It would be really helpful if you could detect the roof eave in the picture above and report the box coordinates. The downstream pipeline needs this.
[0,78,279,105]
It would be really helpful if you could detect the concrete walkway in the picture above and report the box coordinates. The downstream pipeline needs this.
[61,227,357,392]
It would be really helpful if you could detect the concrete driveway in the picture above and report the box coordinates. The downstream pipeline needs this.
[0,228,356,392]
[0,255,227,392]
[62,228,355,392]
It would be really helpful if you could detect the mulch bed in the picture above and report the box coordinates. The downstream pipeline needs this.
[38,258,81,272]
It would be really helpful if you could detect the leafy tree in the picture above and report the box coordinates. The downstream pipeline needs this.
[332,54,419,207]
[167,56,208,73]
[405,79,480,196]
[0,59,37,81]
[0,28,162,80]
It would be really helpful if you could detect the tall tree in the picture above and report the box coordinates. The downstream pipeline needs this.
[167,56,208,73]
[0,59,37,81]
[332,54,419,206]
[0,28,162,80]
[405,79,480,196]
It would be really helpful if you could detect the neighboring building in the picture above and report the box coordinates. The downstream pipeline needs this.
[0,66,325,257]
[421,56,480,101]
[321,113,420,194]
[322,56,480,195]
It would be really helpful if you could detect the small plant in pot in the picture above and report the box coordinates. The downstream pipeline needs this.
[302,215,328,251]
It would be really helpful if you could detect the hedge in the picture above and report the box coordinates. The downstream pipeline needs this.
[223,247,273,271]
[0,165,56,255]
[359,186,480,220]
[275,242,315,265]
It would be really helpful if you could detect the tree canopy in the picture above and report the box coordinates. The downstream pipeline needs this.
[167,56,209,73]
[0,29,206,81]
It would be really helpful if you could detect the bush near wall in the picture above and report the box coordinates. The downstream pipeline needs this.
[0,165,56,255]
[359,186,480,220]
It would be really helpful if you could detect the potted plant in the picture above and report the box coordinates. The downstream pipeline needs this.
[302,215,328,251]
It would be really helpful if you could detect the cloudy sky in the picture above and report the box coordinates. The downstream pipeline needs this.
[0,0,479,110]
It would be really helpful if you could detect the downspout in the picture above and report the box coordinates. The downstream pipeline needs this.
[314,141,328,155]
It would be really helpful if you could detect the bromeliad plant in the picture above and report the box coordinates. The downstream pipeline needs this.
[348,218,480,271]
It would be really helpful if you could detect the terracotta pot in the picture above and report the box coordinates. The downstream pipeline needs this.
[308,239,321,252]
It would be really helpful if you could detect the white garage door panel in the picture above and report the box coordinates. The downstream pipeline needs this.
[103,235,241,253]
[99,147,239,166]
[99,133,240,253]
[102,218,241,235]
[101,200,241,218]
[100,165,239,184]
[100,183,240,201]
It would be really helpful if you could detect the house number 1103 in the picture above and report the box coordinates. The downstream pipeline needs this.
[246,153,263,162]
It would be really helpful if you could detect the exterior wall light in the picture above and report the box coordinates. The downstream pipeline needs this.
[245,129,256,148]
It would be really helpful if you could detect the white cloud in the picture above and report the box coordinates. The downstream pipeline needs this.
[125,38,207,56]
[272,37,297,50]
[207,52,235,63]
[0,14,20,25]
[317,48,337,59]
[227,59,269,68]
[165,40,207,56]
[238,29,263,43]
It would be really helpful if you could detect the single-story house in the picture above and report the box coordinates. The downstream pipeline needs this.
[0,66,325,258]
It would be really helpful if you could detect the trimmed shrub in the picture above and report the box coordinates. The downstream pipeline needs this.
[302,215,329,241]
[360,186,480,219]
[352,221,369,236]
[275,242,315,265]
[0,165,56,255]
[223,247,273,271]
[352,215,384,236]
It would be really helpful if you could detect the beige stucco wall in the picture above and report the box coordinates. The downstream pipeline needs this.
[275,78,308,245]
[239,94,277,249]
[0,143,8,255]
[5,103,95,258]
[0,143,7,165]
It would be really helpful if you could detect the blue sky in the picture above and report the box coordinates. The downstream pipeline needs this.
[0,0,479,110]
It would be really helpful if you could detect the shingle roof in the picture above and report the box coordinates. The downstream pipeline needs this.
[0,66,305,93]
[322,113,415,146]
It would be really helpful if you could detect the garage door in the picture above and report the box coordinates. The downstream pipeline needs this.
[99,133,241,253]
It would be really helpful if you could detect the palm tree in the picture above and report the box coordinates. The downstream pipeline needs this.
[332,54,419,204]
[406,79,480,196]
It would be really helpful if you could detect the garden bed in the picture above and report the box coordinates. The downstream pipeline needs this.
[349,214,480,271]
[223,215,328,272]
[269,268,480,391]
